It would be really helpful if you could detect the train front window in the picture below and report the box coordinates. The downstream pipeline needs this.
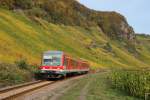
[43,54,62,66]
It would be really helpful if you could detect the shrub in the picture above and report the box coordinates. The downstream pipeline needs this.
[104,42,112,52]
[14,0,33,9]
[27,7,47,18]
[15,58,28,69]
[0,0,15,9]
[125,42,137,54]
[0,0,33,9]
[0,63,32,87]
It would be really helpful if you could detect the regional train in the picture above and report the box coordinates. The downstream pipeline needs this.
[38,51,90,78]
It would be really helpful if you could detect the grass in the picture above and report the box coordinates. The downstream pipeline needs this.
[0,8,150,69]
[59,73,141,100]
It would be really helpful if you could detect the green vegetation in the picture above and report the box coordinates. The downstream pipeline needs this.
[0,0,150,93]
[0,0,33,9]
[0,59,38,87]
[0,62,35,87]
[59,73,141,100]
[110,70,150,99]
[103,42,113,52]
[15,58,28,69]
[0,0,149,69]
[0,8,150,69]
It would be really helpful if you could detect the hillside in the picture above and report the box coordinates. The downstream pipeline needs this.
[0,0,150,69]
[0,0,135,41]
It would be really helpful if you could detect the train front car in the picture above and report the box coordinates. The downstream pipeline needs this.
[39,51,66,79]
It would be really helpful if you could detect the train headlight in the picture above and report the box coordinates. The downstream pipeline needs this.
[41,70,45,73]
[57,67,60,69]
[59,70,63,72]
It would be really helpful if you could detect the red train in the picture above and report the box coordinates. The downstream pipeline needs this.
[38,51,90,78]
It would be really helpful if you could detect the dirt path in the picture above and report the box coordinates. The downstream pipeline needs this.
[49,82,78,100]
[78,75,92,100]
[78,81,90,100]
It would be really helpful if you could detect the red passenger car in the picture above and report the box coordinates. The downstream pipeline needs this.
[39,51,89,78]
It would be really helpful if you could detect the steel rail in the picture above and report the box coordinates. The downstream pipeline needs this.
[0,80,43,93]
[0,80,56,100]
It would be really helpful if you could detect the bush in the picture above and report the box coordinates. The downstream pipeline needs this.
[0,63,32,87]
[0,0,33,9]
[125,42,137,54]
[15,58,28,69]
[104,42,112,52]
[0,0,15,9]
[27,7,47,17]
[14,0,33,9]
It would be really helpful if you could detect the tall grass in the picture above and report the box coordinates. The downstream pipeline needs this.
[110,70,150,98]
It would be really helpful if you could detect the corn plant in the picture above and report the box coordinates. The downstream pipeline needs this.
[109,70,150,98]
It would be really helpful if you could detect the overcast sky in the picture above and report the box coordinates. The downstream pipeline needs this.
[79,0,150,34]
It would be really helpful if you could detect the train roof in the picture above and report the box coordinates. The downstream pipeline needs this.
[44,51,63,54]
[43,51,88,62]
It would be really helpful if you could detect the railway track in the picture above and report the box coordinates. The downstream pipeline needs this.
[0,74,88,100]
[0,80,56,100]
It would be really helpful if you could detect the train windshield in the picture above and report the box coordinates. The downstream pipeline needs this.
[43,53,62,66]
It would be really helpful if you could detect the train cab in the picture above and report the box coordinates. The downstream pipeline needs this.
[39,51,66,78]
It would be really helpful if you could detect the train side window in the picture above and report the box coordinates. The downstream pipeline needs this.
[71,60,74,68]
[74,61,77,68]
[70,59,72,67]
[64,58,68,66]
[72,60,77,68]
[73,60,75,68]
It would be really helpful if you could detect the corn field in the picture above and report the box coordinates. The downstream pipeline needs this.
[109,70,150,98]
